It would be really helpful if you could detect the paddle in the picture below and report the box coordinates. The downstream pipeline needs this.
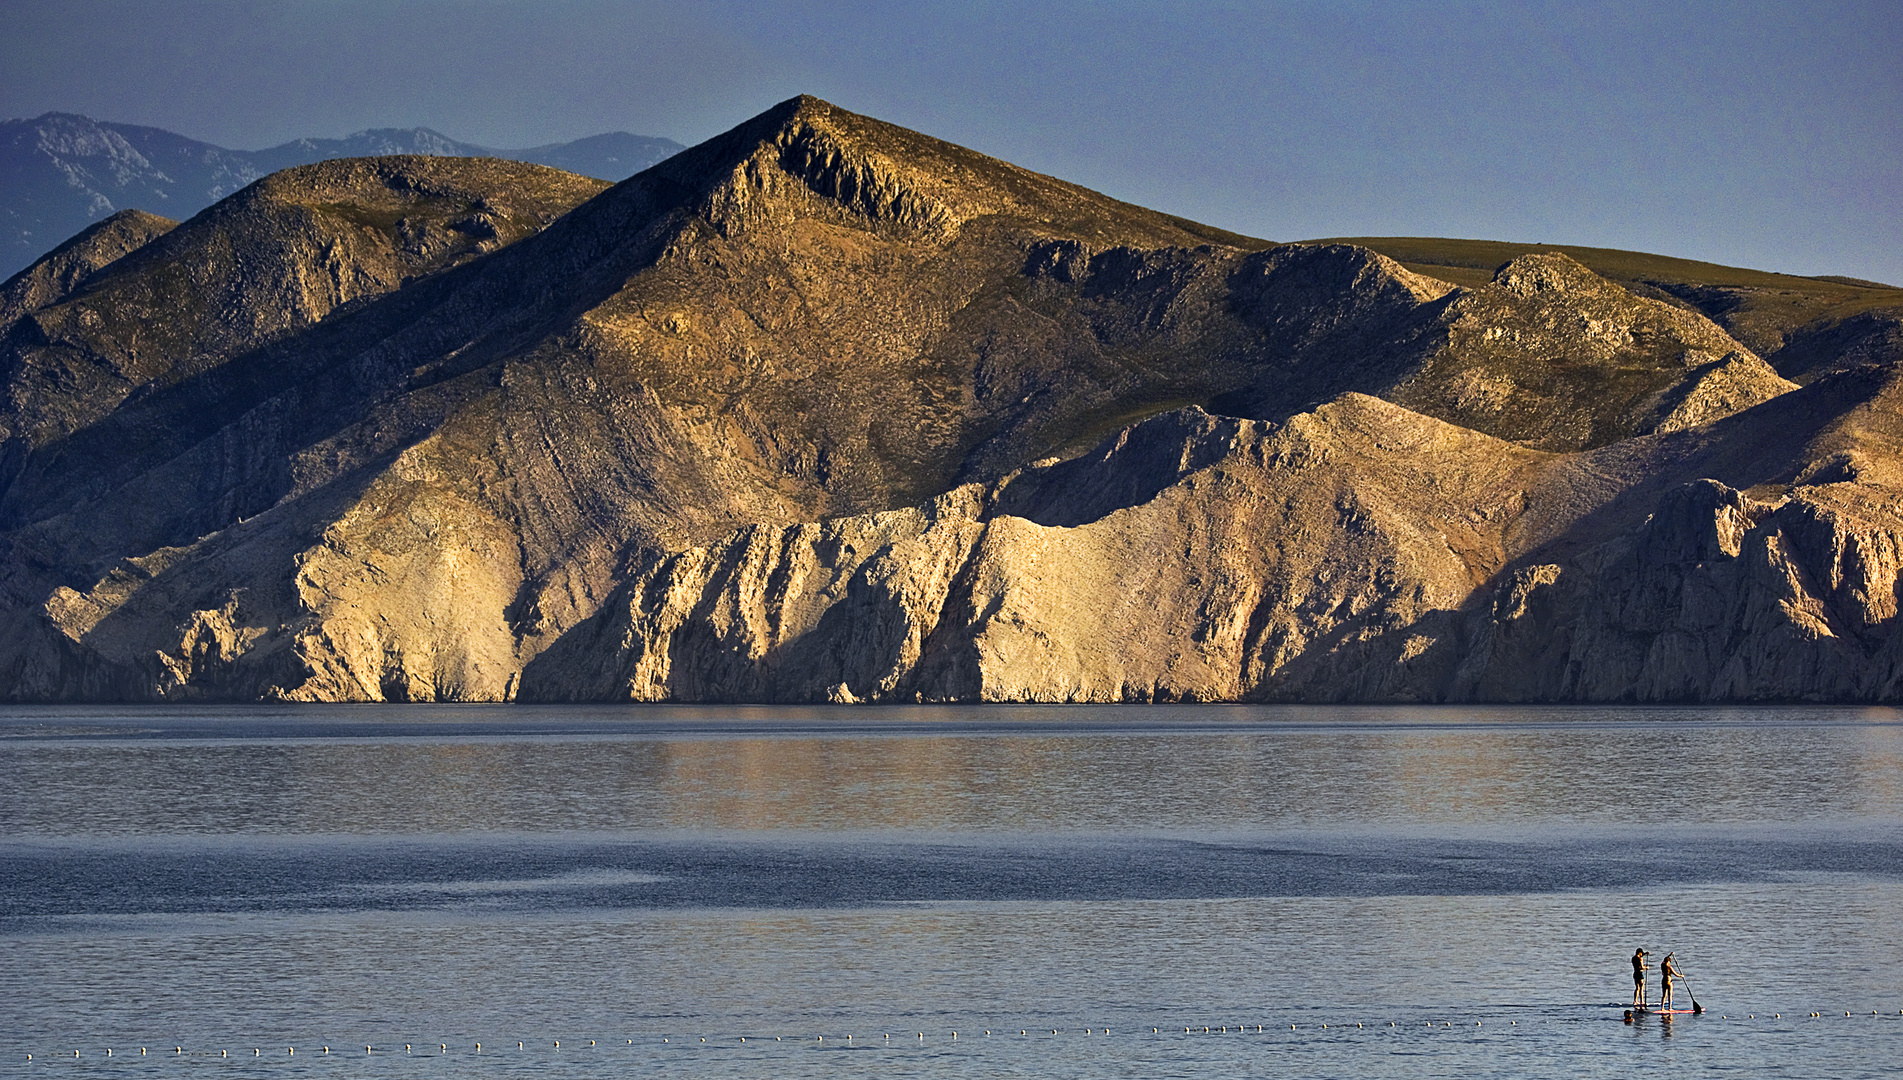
[1681,974,1702,1014]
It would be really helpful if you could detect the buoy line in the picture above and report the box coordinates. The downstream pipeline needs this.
[23,1007,1898,1062]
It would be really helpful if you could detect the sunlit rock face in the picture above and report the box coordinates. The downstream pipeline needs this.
[3,95,1900,702]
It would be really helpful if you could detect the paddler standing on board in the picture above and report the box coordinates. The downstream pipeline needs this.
[1659,953,1683,1008]
[1631,948,1648,1007]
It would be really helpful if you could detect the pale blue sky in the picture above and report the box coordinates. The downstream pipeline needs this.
[3,0,1898,283]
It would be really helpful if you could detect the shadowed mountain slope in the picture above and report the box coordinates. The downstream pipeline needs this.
[1,156,609,454]
[0,96,1894,702]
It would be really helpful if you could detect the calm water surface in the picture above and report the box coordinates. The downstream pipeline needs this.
[2,704,1900,1078]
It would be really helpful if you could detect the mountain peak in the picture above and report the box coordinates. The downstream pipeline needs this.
[643,95,1254,249]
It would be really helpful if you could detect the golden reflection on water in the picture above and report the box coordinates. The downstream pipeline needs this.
[1,712,1899,835]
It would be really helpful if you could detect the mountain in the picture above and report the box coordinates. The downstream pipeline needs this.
[2,95,1901,703]
[0,112,684,279]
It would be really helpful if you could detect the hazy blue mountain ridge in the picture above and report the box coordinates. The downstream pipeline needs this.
[0,112,683,279]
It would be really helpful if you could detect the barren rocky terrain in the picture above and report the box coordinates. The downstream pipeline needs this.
[3,96,1900,702]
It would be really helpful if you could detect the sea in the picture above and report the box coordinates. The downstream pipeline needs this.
[2,704,1899,1078]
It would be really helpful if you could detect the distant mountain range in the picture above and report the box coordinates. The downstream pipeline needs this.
[0,112,684,279]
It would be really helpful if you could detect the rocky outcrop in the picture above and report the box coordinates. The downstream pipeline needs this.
[1388,253,1789,450]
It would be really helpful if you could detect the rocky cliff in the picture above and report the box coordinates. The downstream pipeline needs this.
[3,96,1900,702]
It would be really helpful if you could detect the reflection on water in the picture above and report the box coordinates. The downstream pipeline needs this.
[1,705,1898,836]
[2,704,1900,1079]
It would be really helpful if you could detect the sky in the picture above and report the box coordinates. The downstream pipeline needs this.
[2,0,1899,284]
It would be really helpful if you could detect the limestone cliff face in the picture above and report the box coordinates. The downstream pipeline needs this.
[0,96,1895,703]
[526,362,1903,704]
[1458,477,1903,701]
[522,400,1538,702]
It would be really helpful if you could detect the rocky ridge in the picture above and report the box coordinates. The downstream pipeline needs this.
[2,96,1900,702]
